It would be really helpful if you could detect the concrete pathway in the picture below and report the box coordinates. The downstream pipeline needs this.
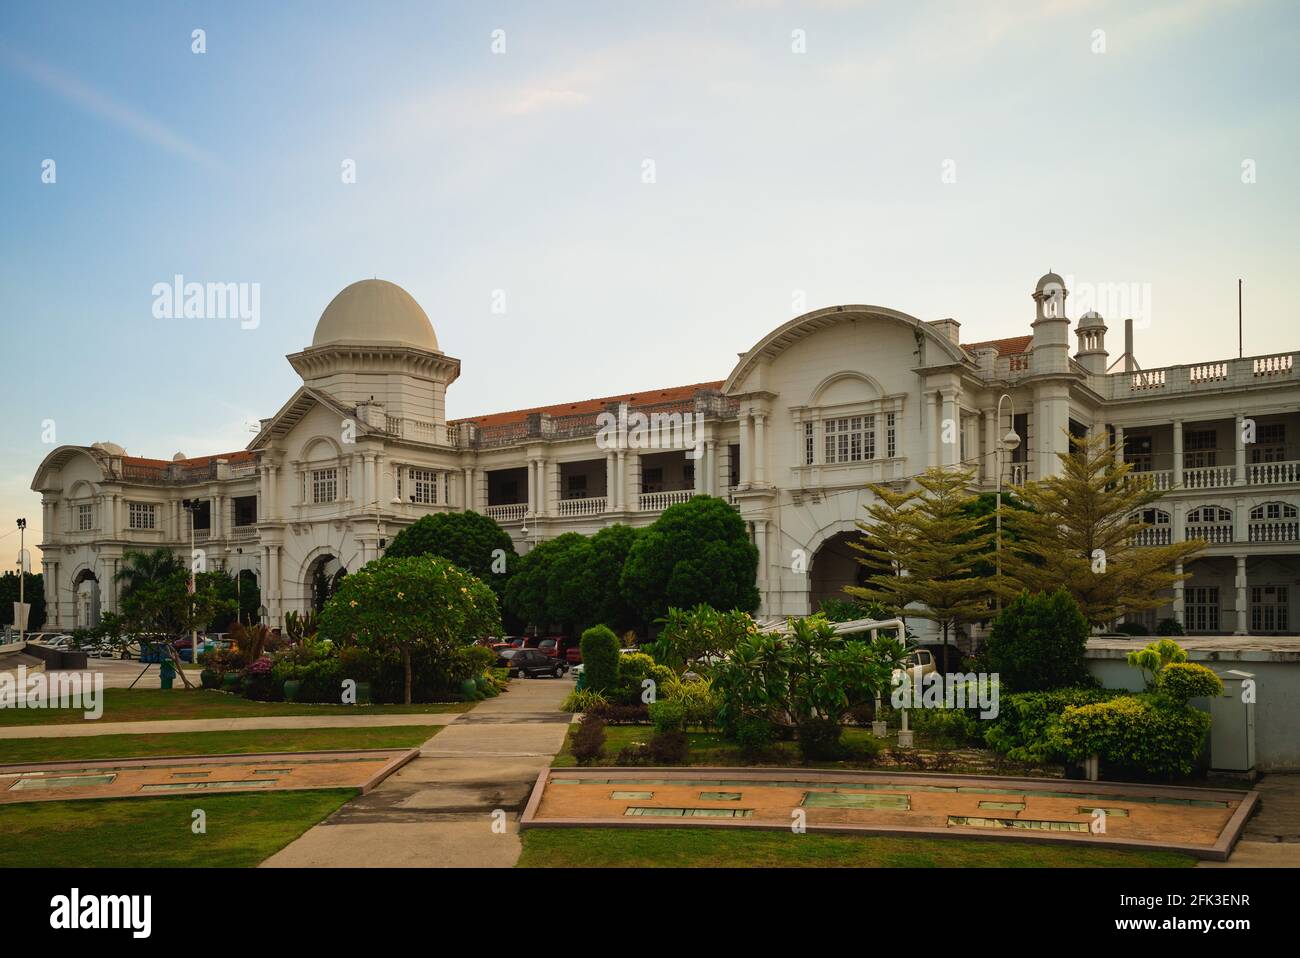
[0,713,461,739]
[1199,772,1300,867]
[262,675,574,868]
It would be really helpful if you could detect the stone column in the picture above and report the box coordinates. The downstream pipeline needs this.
[463,466,475,510]
[927,392,939,468]
[692,447,705,494]
[1234,413,1247,485]
[942,391,960,467]
[526,460,536,514]
[742,414,754,485]
[1114,425,1125,468]
[605,452,616,511]
[705,439,716,495]
[753,413,767,485]
[753,518,769,613]
[1172,561,1185,628]
[982,408,996,484]
[1172,419,1183,487]
[1234,554,1248,635]
[616,451,627,510]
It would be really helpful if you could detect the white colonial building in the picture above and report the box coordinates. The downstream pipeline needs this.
[32,275,1300,636]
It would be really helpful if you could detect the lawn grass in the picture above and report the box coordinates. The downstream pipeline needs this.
[0,688,472,727]
[0,790,355,867]
[516,827,1198,868]
[0,724,438,765]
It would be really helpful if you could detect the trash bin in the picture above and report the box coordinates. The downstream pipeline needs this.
[159,659,176,690]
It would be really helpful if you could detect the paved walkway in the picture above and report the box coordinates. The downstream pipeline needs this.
[1199,772,1300,868]
[261,670,572,868]
[262,676,574,868]
[0,713,460,739]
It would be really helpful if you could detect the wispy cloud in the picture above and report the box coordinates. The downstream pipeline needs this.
[0,45,221,170]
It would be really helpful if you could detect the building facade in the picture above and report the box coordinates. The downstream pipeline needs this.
[32,275,1300,635]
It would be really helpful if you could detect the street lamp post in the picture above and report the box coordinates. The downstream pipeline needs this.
[994,395,1021,614]
[16,518,27,644]
[182,499,201,663]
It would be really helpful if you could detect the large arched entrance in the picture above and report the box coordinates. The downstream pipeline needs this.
[72,568,101,628]
[307,554,347,613]
[808,531,887,613]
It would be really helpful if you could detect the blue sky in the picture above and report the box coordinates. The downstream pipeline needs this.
[2,0,1298,557]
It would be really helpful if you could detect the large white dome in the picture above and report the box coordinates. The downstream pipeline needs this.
[312,279,439,351]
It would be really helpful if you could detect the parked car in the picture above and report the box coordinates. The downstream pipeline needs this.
[565,645,582,665]
[491,644,519,667]
[508,649,569,679]
[34,634,76,651]
[892,648,937,685]
[537,639,562,657]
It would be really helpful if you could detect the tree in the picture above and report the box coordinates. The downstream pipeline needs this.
[116,568,235,688]
[317,555,500,704]
[849,467,991,670]
[579,624,620,692]
[620,496,759,629]
[999,430,1205,627]
[385,512,516,600]
[651,604,758,674]
[115,548,186,600]
[197,570,260,632]
[588,525,640,633]
[983,588,1092,692]
[503,533,588,633]
[0,572,45,631]
[845,481,921,620]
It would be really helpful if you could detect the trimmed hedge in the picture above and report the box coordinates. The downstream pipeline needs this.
[983,589,1092,692]
[983,686,1125,763]
[579,625,621,693]
[1054,694,1211,778]
[1157,662,1223,705]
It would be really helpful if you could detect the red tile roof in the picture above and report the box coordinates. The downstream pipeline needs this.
[962,335,1032,356]
[452,381,726,428]
[120,450,256,469]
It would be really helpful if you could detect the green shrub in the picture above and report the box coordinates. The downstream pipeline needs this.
[580,625,620,693]
[587,703,650,725]
[570,715,607,766]
[1114,622,1150,636]
[796,717,844,762]
[663,676,720,730]
[913,708,983,748]
[734,715,776,759]
[1157,662,1223,705]
[1156,617,1185,636]
[613,652,674,705]
[648,699,686,734]
[649,729,689,764]
[983,687,1125,763]
[1126,638,1188,688]
[199,668,220,689]
[983,588,1092,692]
[1054,695,1211,778]
[561,689,610,713]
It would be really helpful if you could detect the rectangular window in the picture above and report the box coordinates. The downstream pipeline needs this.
[128,502,156,530]
[410,469,438,505]
[728,445,740,488]
[1251,585,1289,633]
[396,468,403,501]
[1252,423,1286,464]
[311,468,338,504]
[642,467,664,493]
[77,504,93,531]
[1124,434,1153,472]
[823,416,876,464]
[1183,429,1218,469]
[804,422,814,466]
[1185,586,1220,633]
[886,413,897,459]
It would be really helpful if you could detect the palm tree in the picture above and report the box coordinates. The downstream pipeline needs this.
[115,548,186,599]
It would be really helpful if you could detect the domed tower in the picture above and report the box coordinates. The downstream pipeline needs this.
[286,279,461,429]
[1030,271,1070,375]
[1075,310,1108,375]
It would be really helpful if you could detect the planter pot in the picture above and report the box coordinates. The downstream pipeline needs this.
[283,679,302,702]
[354,682,371,705]
[871,721,888,738]
[459,678,479,700]
[221,673,241,692]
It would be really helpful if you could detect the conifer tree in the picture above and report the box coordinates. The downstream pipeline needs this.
[999,430,1204,627]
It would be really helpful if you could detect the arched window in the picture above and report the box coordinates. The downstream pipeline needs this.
[1249,502,1298,521]
[1187,505,1232,524]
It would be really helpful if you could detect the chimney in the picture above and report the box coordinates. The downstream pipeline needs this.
[928,318,961,345]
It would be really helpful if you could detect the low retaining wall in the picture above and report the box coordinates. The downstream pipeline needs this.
[21,643,88,671]
[1085,637,1300,770]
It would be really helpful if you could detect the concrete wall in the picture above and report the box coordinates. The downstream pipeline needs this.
[1086,644,1300,770]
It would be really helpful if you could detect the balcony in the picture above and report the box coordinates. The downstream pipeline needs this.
[1249,520,1300,543]
[1185,522,1234,544]
[1183,465,1235,489]
[1247,461,1300,485]
[638,489,694,511]
[485,503,527,523]
[229,525,258,540]
[1126,460,1300,491]
[1135,521,1300,546]
[1105,351,1297,399]
[556,496,607,518]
